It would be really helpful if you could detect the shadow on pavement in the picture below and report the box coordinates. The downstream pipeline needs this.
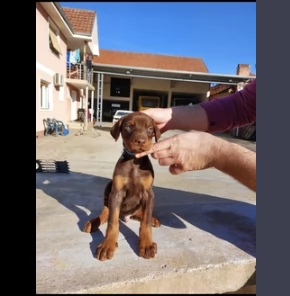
[36,171,256,260]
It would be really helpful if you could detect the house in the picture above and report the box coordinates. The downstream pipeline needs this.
[91,51,255,124]
[91,49,210,120]
[36,2,99,137]
[209,64,256,100]
[36,2,255,132]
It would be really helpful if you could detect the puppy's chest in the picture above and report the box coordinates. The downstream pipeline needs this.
[117,166,154,214]
[121,173,152,213]
[128,168,153,189]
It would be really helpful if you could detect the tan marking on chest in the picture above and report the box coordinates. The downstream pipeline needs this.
[113,176,129,191]
[136,175,153,190]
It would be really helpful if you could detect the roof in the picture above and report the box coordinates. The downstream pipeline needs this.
[210,72,256,95]
[93,49,209,73]
[62,7,95,34]
[210,84,234,96]
[94,64,254,85]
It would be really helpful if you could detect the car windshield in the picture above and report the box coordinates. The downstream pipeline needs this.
[115,111,130,117]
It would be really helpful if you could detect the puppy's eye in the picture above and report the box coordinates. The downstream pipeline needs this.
[147,126,154,133]
[125,123,132,130]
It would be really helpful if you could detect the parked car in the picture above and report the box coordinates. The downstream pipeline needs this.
[112,110,133,125]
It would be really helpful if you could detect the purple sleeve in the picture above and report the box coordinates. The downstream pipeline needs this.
[200,79,256,133]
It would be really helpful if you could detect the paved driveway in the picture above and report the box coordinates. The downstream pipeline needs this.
[36,127,256,294]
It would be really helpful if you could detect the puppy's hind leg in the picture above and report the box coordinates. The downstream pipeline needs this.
[83,206,109,233]
[130,208,161,228]
[83,181,111,233]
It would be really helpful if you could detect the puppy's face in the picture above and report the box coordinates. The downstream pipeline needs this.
[110,112,161,153]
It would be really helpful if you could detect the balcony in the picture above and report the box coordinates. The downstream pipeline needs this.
[66,62,94,84]
[66,62,95,91]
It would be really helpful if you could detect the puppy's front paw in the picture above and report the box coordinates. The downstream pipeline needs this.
[138,240,157,259]
[96,240,118,261]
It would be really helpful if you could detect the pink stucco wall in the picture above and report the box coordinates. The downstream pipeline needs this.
[36,2,77,133]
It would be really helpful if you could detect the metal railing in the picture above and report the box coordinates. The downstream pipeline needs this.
[66,62,93,84]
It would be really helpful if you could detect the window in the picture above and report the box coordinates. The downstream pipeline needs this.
[49,25,62,56]
[110,77,131,97]
[40,80,51,109]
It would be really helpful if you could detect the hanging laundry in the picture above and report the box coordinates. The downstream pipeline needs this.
[66,51,70,63]
[74,49,80,63]
[66,51,71,69]
[70,50,77,65]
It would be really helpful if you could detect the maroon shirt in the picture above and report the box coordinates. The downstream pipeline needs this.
[200,79,256,133]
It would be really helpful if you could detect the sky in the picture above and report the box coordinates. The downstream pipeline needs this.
[61,2,256,75]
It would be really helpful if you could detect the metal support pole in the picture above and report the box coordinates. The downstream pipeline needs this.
[91,90,94,123]
[96,73,104,127]
[84,86,88,130]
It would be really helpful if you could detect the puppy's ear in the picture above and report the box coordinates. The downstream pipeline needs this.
[110,117,123,141]
[153,122,161,143]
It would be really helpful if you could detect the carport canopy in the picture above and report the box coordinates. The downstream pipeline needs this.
[92,63,255,85]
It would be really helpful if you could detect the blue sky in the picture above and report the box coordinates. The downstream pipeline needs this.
[61,2,256,75]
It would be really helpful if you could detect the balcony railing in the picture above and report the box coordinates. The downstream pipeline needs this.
[66,62,93,85]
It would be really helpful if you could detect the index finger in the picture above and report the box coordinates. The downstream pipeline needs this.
[135,139,171,158]
[135,148,154,158]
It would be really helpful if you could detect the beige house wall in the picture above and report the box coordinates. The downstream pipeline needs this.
[36,2,81,134]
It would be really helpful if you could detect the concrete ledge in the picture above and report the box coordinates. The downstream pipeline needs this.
[36,130,256,294]
[36,172,256,294]
[74,261,255,294]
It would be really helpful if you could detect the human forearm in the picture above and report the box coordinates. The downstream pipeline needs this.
[169,79,256,133]
[168,104,210,132]
[200,79,256,133]
[213,139,256,191]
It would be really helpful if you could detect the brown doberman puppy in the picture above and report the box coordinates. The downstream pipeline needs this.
[83,112,161,261]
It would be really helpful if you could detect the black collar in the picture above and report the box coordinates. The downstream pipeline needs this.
[122,142,136,158]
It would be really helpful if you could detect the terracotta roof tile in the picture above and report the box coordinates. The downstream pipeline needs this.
[63,7,95,35]
[210,72,256,96]
[210,84,234,96]
[93,49,209,73]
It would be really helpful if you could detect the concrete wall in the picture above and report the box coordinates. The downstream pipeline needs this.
[36,2,80,134]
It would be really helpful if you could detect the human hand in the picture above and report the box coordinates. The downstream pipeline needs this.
[141,108,173,134]
[135,131,221,175]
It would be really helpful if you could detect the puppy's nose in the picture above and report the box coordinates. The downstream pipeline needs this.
[135,138,146,145]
